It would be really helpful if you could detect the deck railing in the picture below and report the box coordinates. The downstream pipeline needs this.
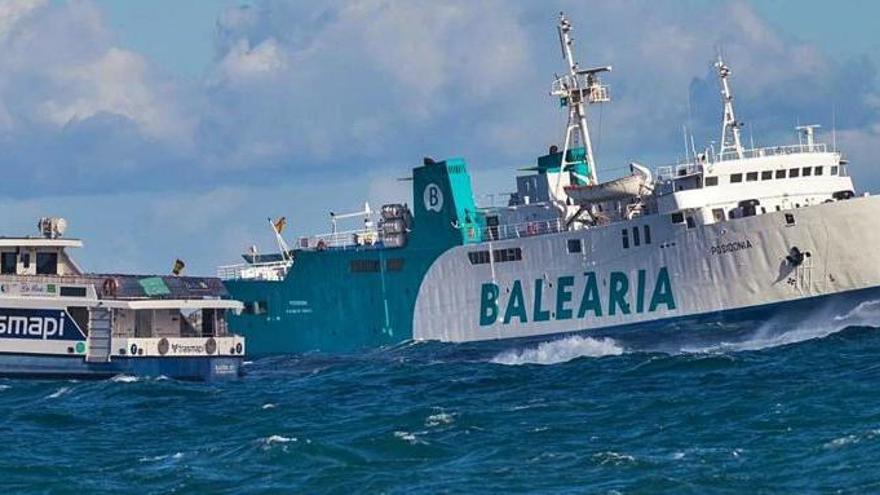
[656,143,831,180]
[479,217,566,242]
[216,261,292,281]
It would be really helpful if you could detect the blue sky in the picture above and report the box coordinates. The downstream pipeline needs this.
[1,0,878,275]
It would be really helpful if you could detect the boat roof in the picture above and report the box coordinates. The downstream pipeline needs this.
[0,237,82,248]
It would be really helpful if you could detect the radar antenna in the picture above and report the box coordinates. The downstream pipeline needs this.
[550,12,611,187]
[715,55,744,160]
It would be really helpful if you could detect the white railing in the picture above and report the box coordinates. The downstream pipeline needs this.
[656,143,831,180]
[217,261,291,281]
[480,218,566,242]
[298,228,380,250]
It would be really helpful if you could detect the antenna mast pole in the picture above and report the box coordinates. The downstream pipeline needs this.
[553,13,609,185]
[716,55,744,160]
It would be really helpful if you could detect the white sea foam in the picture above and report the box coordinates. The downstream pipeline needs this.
[393,430,425,445]
[425,412,454,427]
[261,403,277,410]
[263,435,295,445]
[0,385,10,391]
[110,374,139,383]
[492,336,624,366]
[139,452,184,463]
[47,386,70,399]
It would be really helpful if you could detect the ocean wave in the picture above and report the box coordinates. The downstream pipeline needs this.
[47,386,70,399]
[110,374,139,383]
[491,336,624,365]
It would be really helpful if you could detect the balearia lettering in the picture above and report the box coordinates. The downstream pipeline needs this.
[709,239,753,255]
[480,267,676,326]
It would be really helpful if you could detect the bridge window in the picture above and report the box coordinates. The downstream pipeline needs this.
[350,259,380,273]
[632,227,641,246]
[814,166,824,176]
[622,229,630,249]
[643,225,652,245]
[830,166,839,175]
[36,252,58,275]
[567,239,582,254]
[802,167,812,177]
[60,286,87,297]
[776,169,786,179]
[789,168,800,178]
[686,216,696,229]
[730,173,743,183]
[468,251,490,265]
[746,172,758,182]
[705,176,718,187]
[1,252,15,274]
[761,171,773,180]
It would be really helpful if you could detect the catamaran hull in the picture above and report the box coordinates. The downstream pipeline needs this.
[228,196,880,354]
[0,354,243,381]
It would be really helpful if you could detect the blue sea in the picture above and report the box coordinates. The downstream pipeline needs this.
[4,303,880,493]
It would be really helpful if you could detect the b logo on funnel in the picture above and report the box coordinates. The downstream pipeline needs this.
[423,183,444,212]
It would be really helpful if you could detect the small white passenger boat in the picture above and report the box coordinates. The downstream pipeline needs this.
[0,218,245,380]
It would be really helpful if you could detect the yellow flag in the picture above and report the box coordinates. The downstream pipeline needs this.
[172,259,185,276]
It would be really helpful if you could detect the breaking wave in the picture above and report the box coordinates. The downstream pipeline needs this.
[491,336,624,365]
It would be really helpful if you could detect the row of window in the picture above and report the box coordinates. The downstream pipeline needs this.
[467,248,523,265]
[707,165,839,187]
[622,225,652,249]
[350,258,405,273]
[1,251,59,275]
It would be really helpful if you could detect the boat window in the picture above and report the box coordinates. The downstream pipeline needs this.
[495,248,522,262]
[802,167,812,177]
[814,166,824,176]
[789,168,800,178]
[785,213,796,226]
[776,169,786,179]
[622,229,629,249]
[712,208,725,222]
[830,166,839,175]
[730,173,743,183]
[1,252,16,274]
[350,259,380,273]
[761,171,773,180]
[643,225,652,245]
[387,259,405,271]
[705,176,718,187]
[567,239,582,254]
[468,251,491,265]
[632,227,641,247]
[686,216,696,229]
[468,248,522,265]
[60,286,87,297]
[746,172,758,182]
[840,165,848,176]
[36,252,58,275]
[670,212,684,224]
[21,253,30,269]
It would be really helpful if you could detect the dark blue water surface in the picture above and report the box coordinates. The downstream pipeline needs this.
[3,315,880,493]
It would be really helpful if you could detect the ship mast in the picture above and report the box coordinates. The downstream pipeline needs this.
[716,55,744,160]
[551,12,610,186]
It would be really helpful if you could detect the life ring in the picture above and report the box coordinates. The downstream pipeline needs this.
[526,223,539,236]
[157,338,169,356]
[130,343,138,356]
[102,278,118,297]
[205,337,217,355]
[316,239,327,251]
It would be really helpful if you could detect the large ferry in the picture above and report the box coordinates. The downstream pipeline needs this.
[0,218,245,379]
[221,13,876,354]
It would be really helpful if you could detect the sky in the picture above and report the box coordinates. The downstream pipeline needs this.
[0,0,878,276]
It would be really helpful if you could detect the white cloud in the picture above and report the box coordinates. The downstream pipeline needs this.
[0,0,47,40]
[213,38,286,85]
